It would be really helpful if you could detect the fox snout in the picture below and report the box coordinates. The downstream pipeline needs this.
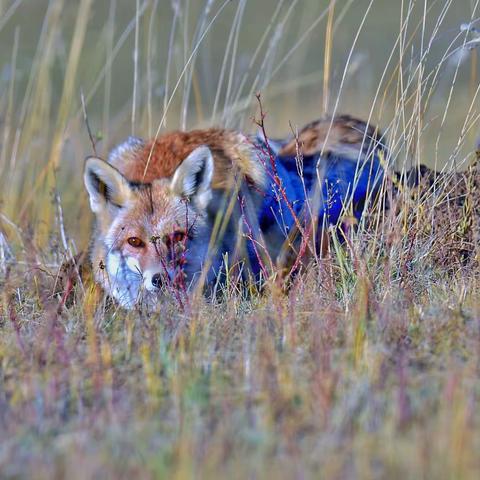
[142,267,171,292]
[151,273,163,288]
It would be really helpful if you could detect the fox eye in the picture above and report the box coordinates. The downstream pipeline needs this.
[172,231,186,243]
[165,230,187,248]
[127,236,145,248]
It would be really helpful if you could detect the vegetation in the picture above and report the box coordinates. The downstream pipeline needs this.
[0,1,479,478]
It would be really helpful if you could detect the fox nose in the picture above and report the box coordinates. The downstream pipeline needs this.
[151,273,163,289]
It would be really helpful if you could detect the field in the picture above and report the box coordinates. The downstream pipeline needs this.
[1,1,480,478]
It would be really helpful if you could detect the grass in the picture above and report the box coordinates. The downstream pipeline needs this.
[1,0,480,478]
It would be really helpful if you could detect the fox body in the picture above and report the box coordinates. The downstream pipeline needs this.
[84,116,384,309]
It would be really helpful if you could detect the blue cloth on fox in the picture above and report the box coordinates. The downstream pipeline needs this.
[245,140,385,278]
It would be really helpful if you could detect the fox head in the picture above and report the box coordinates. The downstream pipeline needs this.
[84,146,215,309]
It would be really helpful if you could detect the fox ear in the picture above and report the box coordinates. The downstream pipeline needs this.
[170,146,214,209]
[84,157,133,213]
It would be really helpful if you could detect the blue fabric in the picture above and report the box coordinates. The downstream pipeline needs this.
[246,147,384,275]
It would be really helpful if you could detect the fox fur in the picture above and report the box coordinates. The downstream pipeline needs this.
[84,115,385,309]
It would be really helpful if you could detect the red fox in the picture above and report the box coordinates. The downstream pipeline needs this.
[84,116,385,309]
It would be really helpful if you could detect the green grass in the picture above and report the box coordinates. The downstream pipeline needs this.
[1,1,480,478]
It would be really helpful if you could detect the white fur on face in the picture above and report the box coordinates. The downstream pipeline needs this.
[105,251,166,310]
[142,266,176,292]
[142,269,156,293]
[125,256,141,276]
[106,251,143,309]
[106,251,121,280]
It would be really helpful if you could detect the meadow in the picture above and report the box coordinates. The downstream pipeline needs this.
[0,0,480,478]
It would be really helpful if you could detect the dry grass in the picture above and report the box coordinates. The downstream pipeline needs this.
[1,1,480,478]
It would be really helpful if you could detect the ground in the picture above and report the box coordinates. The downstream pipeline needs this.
[1,171,480,478]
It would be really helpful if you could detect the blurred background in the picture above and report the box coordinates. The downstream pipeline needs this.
[0,0,478,249]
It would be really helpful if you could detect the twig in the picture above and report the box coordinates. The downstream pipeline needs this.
[81,89,98,156]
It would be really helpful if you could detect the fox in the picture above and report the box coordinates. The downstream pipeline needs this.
[84,115,385,309]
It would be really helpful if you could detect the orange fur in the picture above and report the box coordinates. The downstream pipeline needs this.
[279,115,382,159]
[111,129,264,189]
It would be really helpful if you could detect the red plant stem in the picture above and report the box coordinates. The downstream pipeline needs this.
[254,93,307,240]
[8,301,28,358]
[239,194,271,280]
